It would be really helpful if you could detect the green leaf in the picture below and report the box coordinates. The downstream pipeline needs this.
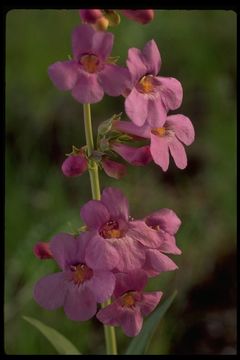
[23,316,81,355]
[125,290,177,355]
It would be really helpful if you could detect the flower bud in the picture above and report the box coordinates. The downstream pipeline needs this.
[79,9,103,24]
[122,10,154,24]
[61,154,88,177]
[33,242,53,259]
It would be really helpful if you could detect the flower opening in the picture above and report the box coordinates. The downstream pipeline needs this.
[80,54,102,73]
[71,264,93,285]
[151,127,166,137]
[121,292,136,308]
[138,75,154,94]
[99,220,123,239]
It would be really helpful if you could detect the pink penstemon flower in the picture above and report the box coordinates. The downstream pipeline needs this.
[97,270,162,336]
[114,115,195,171]
[80,187,164,272]
[123,40,183,127]
[48,24,129,104]
[34,232,116,321]
[141,208,182,276]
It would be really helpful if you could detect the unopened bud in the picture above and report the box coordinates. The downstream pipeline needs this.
[122,10,154,24]
[33,242,53,259]
[79,9,103,24]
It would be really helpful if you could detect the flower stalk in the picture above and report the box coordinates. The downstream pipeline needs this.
[83,103,118,355]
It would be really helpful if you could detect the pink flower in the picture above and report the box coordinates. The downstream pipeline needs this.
[142,209,182,276]
[124,40,183,127]
[80,187,161,272]
[102,157,127,179]
[34,232,116,321]
[144,209,182,255]
[121,10,154,24]
[114,115,195,171]
[48,24,129,104]
[111,143,152,166]
[97,270,162,337]
[61,154,88,177]
[33,242,53,259]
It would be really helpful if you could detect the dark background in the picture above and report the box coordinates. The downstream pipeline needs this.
[5,10,236,354]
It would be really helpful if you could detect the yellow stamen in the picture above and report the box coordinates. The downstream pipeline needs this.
[138,75,154,94]
[121,292,135,307]
[100,220,123,239]
[80,54,100,73]
[151,127,166,137]
[72,264,92,285]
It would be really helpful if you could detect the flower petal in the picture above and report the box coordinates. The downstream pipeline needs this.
[147,97,167,127]
[127,47,147,84]
[49,233,80,270]
[142,40,161,76]
[33,272,67,310]
[158,232,182,255]
[166,115,195,145]
[114,120,151,139]
[72,24,95,60]
[168,137,188,169]
[111,236,145,272]
[92,30,114,59]
[144,249,178,275]
[150,133,170,171]
[48,61,78,91]
[140,291,163,316]
[102,158,127,179]
[112,143,152,166]
[80,200,110,229]
[114,270,148,297]
[127,220,161,248]
[125,87,148,126]
[145,208,181,235]
[96,301,123,326]
[64,286,97,321]
[98,64,130,96]
[71,73,104,104]
[85,234,120,270]
[87,271,116,303]
[101,187,129,221]
[158,76,183,110]
[120,308,143,337]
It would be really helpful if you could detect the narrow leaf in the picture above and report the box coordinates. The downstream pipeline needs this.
[23,316,81,355]
[125,290,177,355]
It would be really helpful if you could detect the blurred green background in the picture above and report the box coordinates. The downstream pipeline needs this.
[5,10,236,355]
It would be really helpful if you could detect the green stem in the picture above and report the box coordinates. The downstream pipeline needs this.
[83,103,118,355]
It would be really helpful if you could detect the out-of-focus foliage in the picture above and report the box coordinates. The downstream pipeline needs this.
[5,10,236,354]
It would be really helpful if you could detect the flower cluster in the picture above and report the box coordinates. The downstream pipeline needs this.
[48,24,194,176]
[34,187,181,336]
[35,13,194,341]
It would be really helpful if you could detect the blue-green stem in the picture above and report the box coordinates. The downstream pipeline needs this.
[83,103,118,355]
